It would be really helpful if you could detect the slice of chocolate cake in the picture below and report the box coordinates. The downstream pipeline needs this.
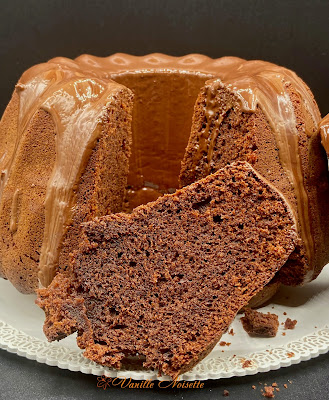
[36,161,297,379]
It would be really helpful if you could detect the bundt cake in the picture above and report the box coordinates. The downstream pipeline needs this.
[180,60,329,286]
[0,53,328,296]
[36,162,297,379]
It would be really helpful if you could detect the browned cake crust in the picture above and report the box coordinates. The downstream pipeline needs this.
[245,281,281,310]
[37,162,297,378]
[180,63,329,286]
[241,308,279,337]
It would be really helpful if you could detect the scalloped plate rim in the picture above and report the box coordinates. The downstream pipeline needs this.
[1,318,329,381]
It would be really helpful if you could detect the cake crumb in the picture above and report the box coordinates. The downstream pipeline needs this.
[284,318,297,330]
[229,328,235,336]
[219,341,231,346]
[276,388,280,392]
[241,308,279,337]
[252,385,256,390]
[283,384,288,389]
[263,386,275,398]
[272,382,278,387]
[288,380,293,384]
[282,332,286,336]
[242,359,252,368]
[283,312,287,315]
[223,389,229,396]
[287,352,294,358]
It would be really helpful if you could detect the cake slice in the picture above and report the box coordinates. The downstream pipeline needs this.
[36,161,297,379]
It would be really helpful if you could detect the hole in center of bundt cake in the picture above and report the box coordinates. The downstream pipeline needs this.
[111,71,211,211]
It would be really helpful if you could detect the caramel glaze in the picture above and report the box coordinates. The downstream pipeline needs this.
[320,114,329,158]
[183,60,321,281]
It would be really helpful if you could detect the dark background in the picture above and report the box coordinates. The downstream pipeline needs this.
[0,0,329,399]
[0,0,329,115]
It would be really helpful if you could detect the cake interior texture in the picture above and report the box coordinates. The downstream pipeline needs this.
[37,162,297,379]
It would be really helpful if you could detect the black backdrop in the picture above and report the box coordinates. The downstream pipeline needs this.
[0,0,328,116]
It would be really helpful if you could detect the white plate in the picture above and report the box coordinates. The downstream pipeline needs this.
[1,266,329,381]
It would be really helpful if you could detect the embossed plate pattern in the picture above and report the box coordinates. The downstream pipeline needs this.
[0,266,329,381]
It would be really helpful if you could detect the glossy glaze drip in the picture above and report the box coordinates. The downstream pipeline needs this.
[9,189,20,233]
[38,78,120,287]
[320,114,329,158]
[196,82,233,176]
[1,61,127,287]
[192,60,320,269]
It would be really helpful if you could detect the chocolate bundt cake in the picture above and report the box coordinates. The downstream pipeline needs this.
[36,162,297,379]
[180,60,329,286]
[0,53,328,295]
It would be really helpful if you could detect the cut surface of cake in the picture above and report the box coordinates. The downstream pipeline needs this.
[180,60,329,286]
[36,162,297,378]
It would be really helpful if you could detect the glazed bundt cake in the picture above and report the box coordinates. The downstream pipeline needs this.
[0,53,328,296]
[36,162,297,379]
